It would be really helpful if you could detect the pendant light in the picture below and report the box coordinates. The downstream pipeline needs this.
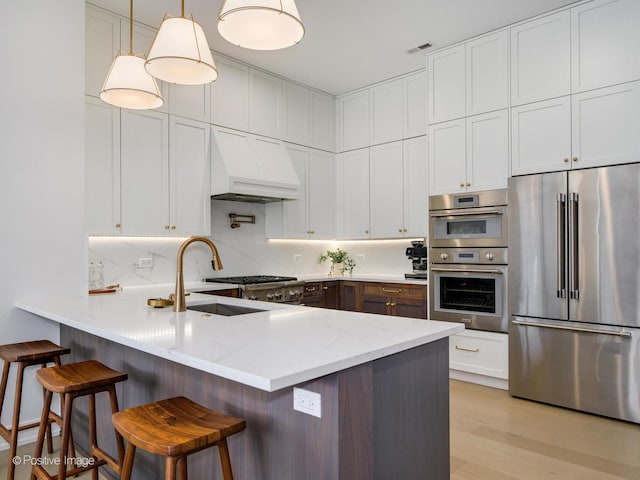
[100,0,163,110]
[217,0,305,51]
[145,0,217,85]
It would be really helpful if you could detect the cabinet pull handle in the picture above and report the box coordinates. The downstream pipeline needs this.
[398,228,403,233]
[466,182,471,187]
[459,182,465,187]
[572,156,578,162]
[322,286,328,290]
[171,225,176,230]
[115,223,121,228]
[305,286,318,292]
[382,288,401,294]
[455,345,479,353]
[364,230,369,234]
[563,158,569,163]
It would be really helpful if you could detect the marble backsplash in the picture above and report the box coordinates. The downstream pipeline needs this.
[88,200,422,287]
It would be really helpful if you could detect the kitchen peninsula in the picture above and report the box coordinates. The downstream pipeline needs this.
[16,285,462,479]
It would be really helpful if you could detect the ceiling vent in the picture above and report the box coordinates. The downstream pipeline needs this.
[406,42,433,55]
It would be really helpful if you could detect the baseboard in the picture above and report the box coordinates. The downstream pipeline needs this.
[449,369,508,390]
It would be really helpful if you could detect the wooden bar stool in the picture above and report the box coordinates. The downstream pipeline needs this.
[31,360,128,480]
[0,340,71,480]
[112,396,246,480]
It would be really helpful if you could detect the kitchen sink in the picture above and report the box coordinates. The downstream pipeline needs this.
[188,302,266,316]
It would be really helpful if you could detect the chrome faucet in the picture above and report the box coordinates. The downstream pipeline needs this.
[174,236,223,312]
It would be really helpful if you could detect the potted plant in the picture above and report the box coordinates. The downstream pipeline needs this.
[318,248,355,277]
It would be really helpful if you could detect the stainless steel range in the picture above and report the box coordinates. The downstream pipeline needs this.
[205,275,304,304]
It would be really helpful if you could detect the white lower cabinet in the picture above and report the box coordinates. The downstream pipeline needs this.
[336,148,370,238]
[449,330,508,380]
[429,110,509,195]
[512,81,640,175]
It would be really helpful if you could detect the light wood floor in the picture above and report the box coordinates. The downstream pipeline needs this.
[450,380,640,480]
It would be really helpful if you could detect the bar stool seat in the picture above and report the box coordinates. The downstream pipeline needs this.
[112,396,246,480]
[0,340,71,480]
[31,360,128,480]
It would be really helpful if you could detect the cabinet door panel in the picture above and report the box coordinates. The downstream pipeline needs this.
[170,117,210,236]
[283,81,310,145]
[510,11,571,106]
[370,142,404,238]
[370,80,403,145]
[571,0,640,93]
[249,70,282,138]
[211,56,249,131]
[339,90,370,152]
[362,296,389,316]
[121,110,169,235]
[86,7,120,97]
[511,97,571,175]
[467,110,509,191]
[404,71,427,138]
[395,298,427,319]
[169,83,211,122]
[282,145,308,238]
[403,137,428,237]
[308,150,334,238]
[572,81,640,169]
[427,44,465,123]
[336,149,370,238]
[85,97,121,235]
[428,119,466,195]
[310,91,335,151]
[466,30,509,116]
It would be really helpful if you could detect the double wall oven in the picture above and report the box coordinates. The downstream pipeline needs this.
[428,189,508,333]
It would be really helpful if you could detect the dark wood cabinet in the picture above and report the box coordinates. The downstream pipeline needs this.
[361,282,427,319]
[199,288,239,298]
[304,281,340,309]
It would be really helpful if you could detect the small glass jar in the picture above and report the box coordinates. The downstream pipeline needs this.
[89,262,105,290]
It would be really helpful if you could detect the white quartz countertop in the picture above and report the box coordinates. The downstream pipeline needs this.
[16,284,461,392]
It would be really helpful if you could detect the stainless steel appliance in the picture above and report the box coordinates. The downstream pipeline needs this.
[508,164,640,424]
[429,190,508,332]
[429,189,508,248]
[405,240,428,279]
[205,275,304,304]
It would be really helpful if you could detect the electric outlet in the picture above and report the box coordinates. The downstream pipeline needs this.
[138,257,153,268]
[293,254,302,262]
[293,387,321,418]
[357,253,366,261]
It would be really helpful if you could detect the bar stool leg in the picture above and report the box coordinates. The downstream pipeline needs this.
[108,385,125,467]
[119,443,137,480]
[217,439,234,480]
[165,456,178,480]
[177,456,188,480]
[7,362,26,480]
[56,392,76,480]
[30,389,53,480]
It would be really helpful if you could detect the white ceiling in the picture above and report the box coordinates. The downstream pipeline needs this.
[89,0,579,96]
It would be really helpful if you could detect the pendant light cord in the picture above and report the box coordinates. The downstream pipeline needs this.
[181,0,185,18]
[128,0,133,55]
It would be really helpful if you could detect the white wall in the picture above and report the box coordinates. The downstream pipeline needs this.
[0,0,86,447]
[89,200,419,286]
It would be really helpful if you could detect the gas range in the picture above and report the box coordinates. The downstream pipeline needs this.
[205,275,304,304]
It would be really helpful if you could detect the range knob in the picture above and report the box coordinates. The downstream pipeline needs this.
[266,293,275,301]
[485,253,494,261]
[274,292,283,300]
[289,290,301,298]
[247,295,258,301]
[440,252,449,260]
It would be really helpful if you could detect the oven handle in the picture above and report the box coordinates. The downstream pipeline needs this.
[430,267,504,274]
[512,319,632,338]
[430,210,504,218]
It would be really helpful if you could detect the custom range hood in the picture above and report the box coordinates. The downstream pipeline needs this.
[210,126,301,203]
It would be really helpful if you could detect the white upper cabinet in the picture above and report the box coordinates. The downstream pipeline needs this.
[370,80,404,145]
[85,6,120,98]
[211,55,250,131]
[403,70,427,138]
[427,44,466,124]
[403,136,428,237]
[309,91,335,152]
[169,83,211,122]
[120,109,170,236]
[336,148,370,238]
[280,144,308,238]
[283,81,310,146]
[249,70,282,138]
[571,0,640,93]
[308,149,335,238]
[571,81,640,169]
[466,30,509,115]
[85,96,121,235]
[369,142,405,238]
[338,89,370,152]
[169,117,211,236]
[428,119,466,195]
[511,96,572,175]
[510,10,571,106]
[466,110,509,191]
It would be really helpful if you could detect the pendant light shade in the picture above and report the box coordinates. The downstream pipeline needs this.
[218,0,305,51]
[145,13,217,85]
[100,54,163,109]
[100,0,163,109]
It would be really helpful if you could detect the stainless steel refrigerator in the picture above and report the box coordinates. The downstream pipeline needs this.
[508,163,640,424]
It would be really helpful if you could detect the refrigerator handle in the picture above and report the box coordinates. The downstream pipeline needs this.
[556,193,566,298]
[568,192,580,299]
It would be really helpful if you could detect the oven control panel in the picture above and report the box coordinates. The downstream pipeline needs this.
[431,247,507,265]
